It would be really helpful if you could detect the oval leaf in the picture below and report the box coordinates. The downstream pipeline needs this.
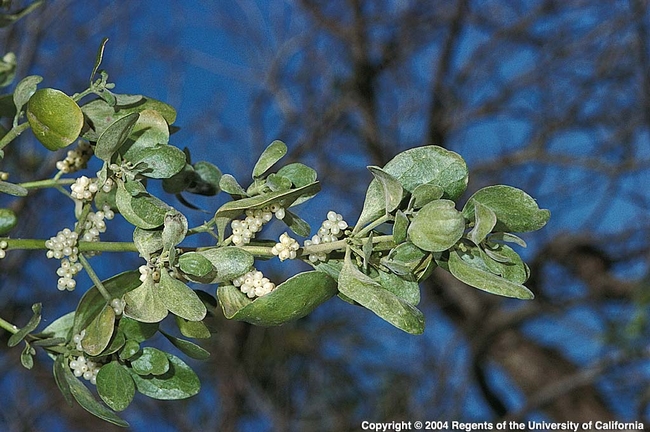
[462,185,550,233]
[123,278,168,323]
[198,247,254,282]
[73,271,141,335]
[27,88,83,151]
[468,200,497,245]
[338,257,424,335]
[252,140,287,178]
[448,248,534,299]
[130,352,200,400]
[95,112,139,161]
[408,200,465,252]
[161,330,210,360]
[217,271,337,326]
[356,146,468,231]
[80,304,115,356]
[96,361,135,412]
[158,270,207,322]
[0,180,28,197]
[368,166,404,214]
[0,208,17,235]
[130,347,170,376]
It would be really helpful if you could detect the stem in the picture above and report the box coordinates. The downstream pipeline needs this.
[0,316,18,335]
[79,254,112,302]
[1,238,139,253]
[353,214,392,238]
[18,178,75,190]
[0,122,30,151]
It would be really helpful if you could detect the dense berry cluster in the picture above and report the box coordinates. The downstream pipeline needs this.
[45,228,83,291]
[79,206,115,243]
[70,331,102,384]
[70,176,114,202]
[0,240,7,259]
[56,141,93,173]
[230,204,285,246]
[232,268,276,298]
[271,232,300,261]
[303,211,348,262]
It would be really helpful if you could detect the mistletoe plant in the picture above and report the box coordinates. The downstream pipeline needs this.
[0,37,550,426]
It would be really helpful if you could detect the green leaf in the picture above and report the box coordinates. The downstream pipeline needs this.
[53,355,75,406]
[187,161,222,195]
[62,358,129,427]
[252,140,287,178]
[130,352,200,400]
[219,174,247,196]
[27,88,83,151]
[381,241,432,282]
[20,341,35,369]
[408,200,465,252]
[102,329,126,355]
[128,144,187,179]
[447,248,534,299]
[158,270,207,322]
[0,207,17,234]
[73,271,141,335]
[367,166,404,214]
[198,247,254,282]
[118,316,158,343]
[338,257,424,334]
[133,227,163,262]
[480,243,529,284]
[8,303,41,347]
[162,210,188,250]
[89,37,109,84]
[160,330,210,360]
[214,181,320,241]
[0,52,16,88]
[120,109,169,157]
[119,340,140,361]
[13,75,42,113]
[178,252,215,279]
[130,347,170,376]
[411,183,444,209]
[217,271,337,326]
[276,163,317,188]
[283,210,311,237]
[467,200,497,245]
[115,180,170,229]
[41,311,75,341]
[377,270,421,306]
[356,146,468,231]
[95,112,139,161]
[162,163,194,194]
[265,173,292,192]
[392,210,409,244]
[174,316,211,339]
[123,278,168,323]
[489,232,527,248]
[0,180,27,196]
[96,361,135,412]
[80,304,115,356]
[462,185,551,233]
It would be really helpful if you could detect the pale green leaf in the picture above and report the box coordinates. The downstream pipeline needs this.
[408,199,465,252]
[252,140,287,178]
[96,361,135,412]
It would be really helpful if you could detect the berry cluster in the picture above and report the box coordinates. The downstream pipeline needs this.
[79,206,115,243]
[70,176,114,202]
[232,268,276,298]
[303,211,348,262]
[45,228,83,291]
[110,298,126,315]
[230,204,285,246]
[0,240,7,259]
[56,141,93,173]
[70,331,102,384]
[271,232,300,261]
